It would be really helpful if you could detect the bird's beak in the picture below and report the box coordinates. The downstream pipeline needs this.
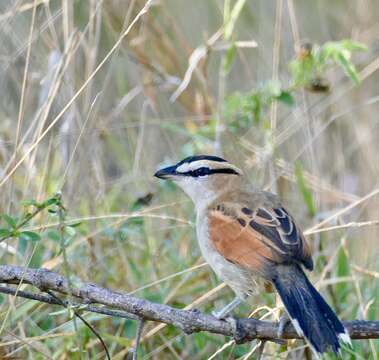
[154,165,178,180]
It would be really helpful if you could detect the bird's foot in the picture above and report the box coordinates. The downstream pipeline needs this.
[277,313,291,339]
[212,309,226,319]
[211,297,243,319]
[225,317,250,344]
[217,316,287,345]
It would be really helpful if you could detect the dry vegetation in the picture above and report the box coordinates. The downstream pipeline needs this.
[0,0,379,359]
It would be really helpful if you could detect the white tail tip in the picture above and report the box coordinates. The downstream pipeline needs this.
[339,330,352,347]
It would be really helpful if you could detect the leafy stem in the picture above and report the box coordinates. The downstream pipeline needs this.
[0,193,62,244]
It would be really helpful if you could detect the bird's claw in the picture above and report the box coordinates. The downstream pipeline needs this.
[212,309,225,319]
[277,313,291,339]
[223,317,249,344]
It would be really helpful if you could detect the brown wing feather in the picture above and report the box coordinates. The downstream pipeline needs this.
[208,199,313,277]
[209,211,275,275]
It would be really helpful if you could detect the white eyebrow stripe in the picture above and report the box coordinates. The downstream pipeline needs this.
[176,160,242,174]
[176,162,193,172]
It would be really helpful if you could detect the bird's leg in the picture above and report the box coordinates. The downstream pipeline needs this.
[277,312,291,338]
[212,296,252,343]
[212,296,243,319]
[275,292,292,339]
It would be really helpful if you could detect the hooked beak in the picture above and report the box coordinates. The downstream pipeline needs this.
[154,165,178,180]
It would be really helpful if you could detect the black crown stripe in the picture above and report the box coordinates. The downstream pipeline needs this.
[177,155,227,166]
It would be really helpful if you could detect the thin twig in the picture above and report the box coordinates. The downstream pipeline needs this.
[129,318,145,360]
[304,219,379,235]
[0,0,154,189]
[255,340,266,360]
[307,187,379,232]
[352,264,379,279]
[46,290,111,360]
[170,29,223,102]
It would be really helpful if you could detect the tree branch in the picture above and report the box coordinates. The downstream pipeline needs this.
[0,265,378,343]
[0,285,138,320]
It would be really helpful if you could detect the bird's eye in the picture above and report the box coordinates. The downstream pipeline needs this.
[193,167,210,177]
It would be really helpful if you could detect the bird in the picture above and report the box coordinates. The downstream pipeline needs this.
[154,154,351,354]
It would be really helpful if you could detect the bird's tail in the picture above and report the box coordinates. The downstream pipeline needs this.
[272,264,351,354]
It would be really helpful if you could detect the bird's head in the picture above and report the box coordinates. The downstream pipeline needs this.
[154,155,242,209]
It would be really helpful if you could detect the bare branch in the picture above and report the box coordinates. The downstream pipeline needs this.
[0,265,378,343]
[0,285,138,320]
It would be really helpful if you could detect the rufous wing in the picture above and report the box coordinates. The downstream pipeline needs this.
[208,203,313,278]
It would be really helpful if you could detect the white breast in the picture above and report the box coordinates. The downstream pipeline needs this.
[196,211,263,298]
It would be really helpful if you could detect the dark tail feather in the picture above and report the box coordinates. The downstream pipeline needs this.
[273,264,350,354]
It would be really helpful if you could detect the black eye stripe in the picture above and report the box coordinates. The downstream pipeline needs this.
[192,167,211,177]
[209,168,239,175]
[178,167,239,177]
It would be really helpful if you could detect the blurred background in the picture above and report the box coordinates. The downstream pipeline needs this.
[0,0,379,358]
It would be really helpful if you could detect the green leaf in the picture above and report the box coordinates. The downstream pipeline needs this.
[223,43,236,74]
[336,247,350,302]
[295,162,316,217]
[49,308,69,317]
[334,51,360,85]
[266,80,282,97]
[319,42,339,62]
[339,39,367,52]
[67,222,82,228]
[3,214,17,228]
[223,0,231,25]
[0,228,12,237]
[319,40,365,86]
[20,231,41,242]
[22,212,32,221]
[275,91,294,106]
[64,226,76,237]
[128,217,144,227]
[289,56,316,87]
[21,199,39,207]
[18,235,28,255]
[46,230,60,242]
[123,319,137,339]
[44,197,60,206]
[118,227,129,241]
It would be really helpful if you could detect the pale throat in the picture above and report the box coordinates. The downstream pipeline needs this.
[177,175,241,212]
